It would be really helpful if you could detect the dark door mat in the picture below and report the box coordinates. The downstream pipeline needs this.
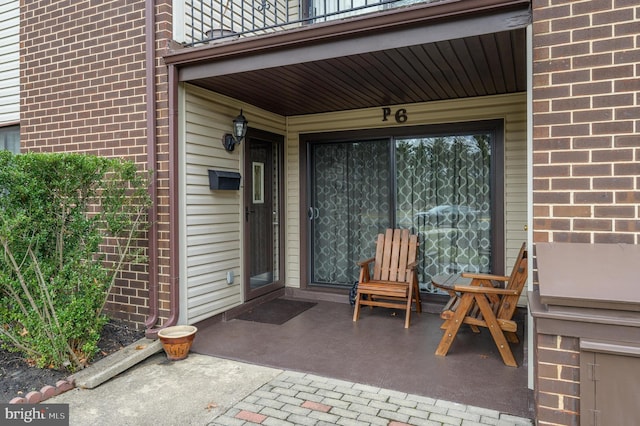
[234,298,317,325]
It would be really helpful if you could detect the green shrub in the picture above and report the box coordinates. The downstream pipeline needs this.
[0,151,151,371]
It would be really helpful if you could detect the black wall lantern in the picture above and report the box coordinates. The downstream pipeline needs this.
[222,110,248,152]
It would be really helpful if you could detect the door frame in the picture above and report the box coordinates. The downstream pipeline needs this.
[299,120,505,290]
[243,128,286,301]
[306,138,395,288]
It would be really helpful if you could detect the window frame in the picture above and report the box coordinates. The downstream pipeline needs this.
[0,124,20,154]
[299,119,505,290]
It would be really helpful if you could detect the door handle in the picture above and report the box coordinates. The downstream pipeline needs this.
[245,207,255,222]
[308,207,320,220]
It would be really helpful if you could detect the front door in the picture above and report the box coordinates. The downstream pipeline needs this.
[243,129,284,300]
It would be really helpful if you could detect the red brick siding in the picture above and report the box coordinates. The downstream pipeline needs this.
[535,334,580,426]
[20,0,172,328]
[532,0,640,246]
[532,1,639,424]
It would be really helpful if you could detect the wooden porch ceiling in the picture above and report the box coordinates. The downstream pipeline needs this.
[169,0,530,116]
[189,30,527,116]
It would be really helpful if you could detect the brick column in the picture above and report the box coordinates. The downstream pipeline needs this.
[535,334,580,425]
[532,0,640,245]
[531,1,639,424]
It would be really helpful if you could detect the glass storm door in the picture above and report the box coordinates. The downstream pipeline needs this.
[244,132,284,300]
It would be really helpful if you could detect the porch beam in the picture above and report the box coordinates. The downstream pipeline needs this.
[172,3,530,81]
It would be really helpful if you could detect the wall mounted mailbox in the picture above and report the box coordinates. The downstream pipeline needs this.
[208,170,241,190]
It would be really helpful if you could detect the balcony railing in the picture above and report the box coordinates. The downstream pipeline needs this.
[183,0,432,46]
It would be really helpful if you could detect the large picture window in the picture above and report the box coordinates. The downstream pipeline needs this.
[305,121,502,292]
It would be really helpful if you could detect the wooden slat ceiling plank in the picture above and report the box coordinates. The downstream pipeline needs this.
[403,45,450,100]
[339,55,401,105]
[512,29,527,92]
[448,37,486,97]
[382,47,440,101]
[191,78,262,108]
[360,50,424,104]
[374,50,427,104]
[206,69,310,115]
[272,60,368,114]
[319,57,387,107]
[435,39,478,98]
[273,67,351,114]
[459,35,497,95]
[307,59,378,111]
[354,52,418,105]
[423,43,468,98]
[225,59,360,115]
[409,44,459,99]
[214,74,298,114]
[495,31,517,92]
[267,64,340,105]
[479,33,507,94]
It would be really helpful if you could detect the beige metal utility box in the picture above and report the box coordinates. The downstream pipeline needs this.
[530,243,640,425]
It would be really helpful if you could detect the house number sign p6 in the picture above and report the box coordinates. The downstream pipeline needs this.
[382,107,408,123]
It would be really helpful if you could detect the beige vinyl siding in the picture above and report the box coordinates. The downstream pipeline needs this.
[286,93,528,292]
[180,87,527,322]
[284,117,301,288]
[180,84,285,324]
[504,112,528,306]
[0,0,19,124]
[504,116,528,261]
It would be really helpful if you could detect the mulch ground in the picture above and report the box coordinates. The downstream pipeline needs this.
[0,319,145,403]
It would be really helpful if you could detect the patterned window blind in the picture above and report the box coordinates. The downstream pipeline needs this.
[396,135,492,292]
[308,133,492,290]
[310,140,392,285]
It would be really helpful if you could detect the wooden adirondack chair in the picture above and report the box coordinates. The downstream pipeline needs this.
[435,242,528,367]
[352,229,421,328]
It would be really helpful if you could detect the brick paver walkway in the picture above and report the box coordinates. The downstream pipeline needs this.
[210,371,533,426]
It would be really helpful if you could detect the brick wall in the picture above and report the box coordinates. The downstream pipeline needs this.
[532,0,640,245]
[532,0,639,424]
[535,334,580,425]
[20,0,172,328]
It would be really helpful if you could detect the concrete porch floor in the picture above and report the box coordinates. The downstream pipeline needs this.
[191,297,533,419]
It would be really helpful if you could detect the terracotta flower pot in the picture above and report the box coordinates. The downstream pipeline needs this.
[157,325,198,361]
